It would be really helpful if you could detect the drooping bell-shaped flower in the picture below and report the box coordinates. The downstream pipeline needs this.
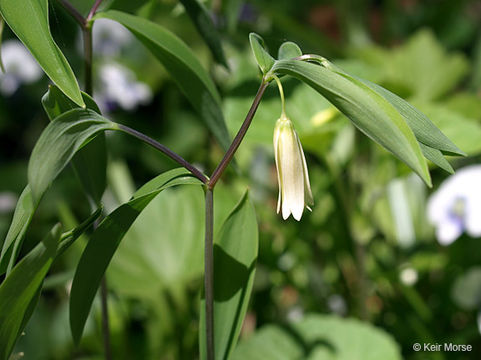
[273,114,313,221]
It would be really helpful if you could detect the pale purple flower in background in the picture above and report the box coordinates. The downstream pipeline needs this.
[0,40,42,95]
[95,62,152,112]
[0,192,17,214]
[427,165,481,245]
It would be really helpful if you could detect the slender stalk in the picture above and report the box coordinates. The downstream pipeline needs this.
[82,0,112,360]
[204,188,214,360]
[100,277,112,360]
[117,124,209,184]
[83,25,93,95]
[208,80,269,188]
[87,0,104,22]
[57,0,86,28]
[272,75,286,116]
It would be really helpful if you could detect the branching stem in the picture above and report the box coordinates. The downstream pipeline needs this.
[117,124,209,184]
[57,0,85,27]
[87,0,104,22]
[208,80,269,188]
[204,188,215,360]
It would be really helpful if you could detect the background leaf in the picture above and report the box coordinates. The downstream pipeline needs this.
[95,10,231,151]
[108,185,204,299]
[231,314,402,360]
[69,169,202,343]
[200,191,258,360]
[180,0,228,67]
[0,0,84,106]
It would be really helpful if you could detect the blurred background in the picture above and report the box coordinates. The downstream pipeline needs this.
[2,0,481,359]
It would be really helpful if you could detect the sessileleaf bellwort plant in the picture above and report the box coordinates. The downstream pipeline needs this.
[0,0,466,355]
[273,76,313,220]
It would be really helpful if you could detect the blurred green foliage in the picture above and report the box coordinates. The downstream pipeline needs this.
[2,0,481,359]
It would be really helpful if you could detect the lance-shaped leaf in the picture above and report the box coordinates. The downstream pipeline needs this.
[322,61,464,156]
[70,169,202,343]
[249,32,275,75]
[28,109,118,202]
[0,92,106,274]
[299,57,463,171]
[0,208,101,360]
[0,0,84,106]
[199,191,258,360]
[180,0,228,67]
[0,186,35,275]
[0,224,61,360]
[270,59,432,186]
[94,10,231,151]
[42,85,107,205]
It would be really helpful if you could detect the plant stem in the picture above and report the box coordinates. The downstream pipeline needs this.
[208,80,269,188]
[204,187,214,360]
[117,124,209,184]
[100,277,112,360]
[57,0,86,28]
[83,25,93,95]
[87,0,104,22]
[73,1,111,357]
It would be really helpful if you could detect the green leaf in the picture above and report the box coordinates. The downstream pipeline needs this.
[0,0,84,106]
[249,33,275,74]
[56,206,103,256]
[42,85,100,117]
[95,10,231,151]
[28,109,117,202]
[200,191,258,360]
[271,59,431,186]
[70,168,202,343]
[0,224,61,360]
[0,186,35,275]
[278,41,302,60]
[232,314,402,360]
[42,85,107,204]
[349,75,464,156]
[180,0,228,67]
[419,143,454,174]
[416,102,481,156]
[108,185,204,299]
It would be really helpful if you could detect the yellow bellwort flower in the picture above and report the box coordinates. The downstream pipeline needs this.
[273,113,314,220]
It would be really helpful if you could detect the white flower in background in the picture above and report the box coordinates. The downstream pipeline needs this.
[92,19,133,57]
[427,165,481,245]
[273,114,313,221]
[399,267,418,286]
[95,62,152,112]
[0,40,42,95]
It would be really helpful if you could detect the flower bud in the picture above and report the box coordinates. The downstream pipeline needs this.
[273,114,313,220]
